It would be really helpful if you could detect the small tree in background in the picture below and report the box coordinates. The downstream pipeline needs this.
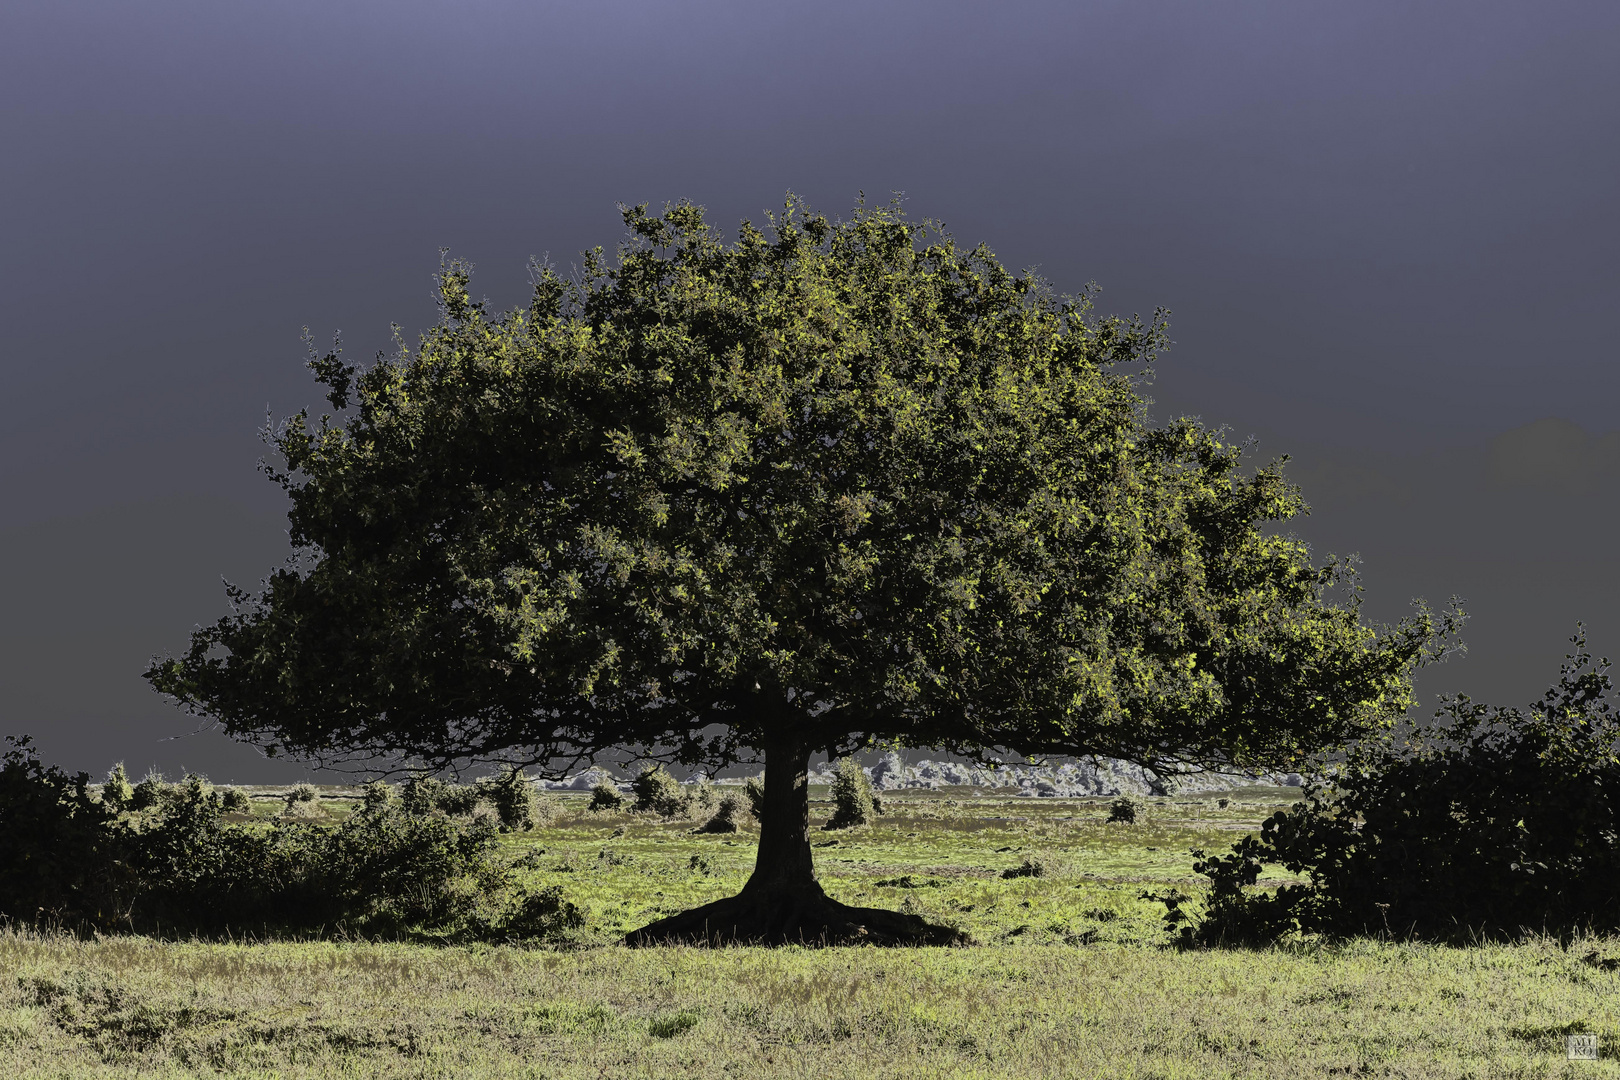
[587,777,625,812]
[630,764,690,817]
[823,758,877,830]
[147,196,1460,945]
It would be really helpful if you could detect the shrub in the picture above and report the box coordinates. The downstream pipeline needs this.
[282,782,323,819]
[823,758,876,830]
[695,793,744,833]
[0,736,129,928]
[101,764,133,809]
[587,777,625,812]
[1107,797,1138,824]
[688,778,719,814]
[1001,855,1050,879]
[630,764,688,817]
[0,737,581,942]
[400,776,445,815]
[478,768,555,831]
[362,779,394,812]
[130,771,167,812]
[434,782,484,816]
[1182,629,1620,943]
[219,787,252,814]
[489,885,583,940]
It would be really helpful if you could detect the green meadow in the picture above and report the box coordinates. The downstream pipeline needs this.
[6,785,1618,1078]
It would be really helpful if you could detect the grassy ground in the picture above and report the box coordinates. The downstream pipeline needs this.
[6,785,1619,1078]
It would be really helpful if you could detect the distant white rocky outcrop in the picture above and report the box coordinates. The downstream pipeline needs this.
[535,753,1302,797]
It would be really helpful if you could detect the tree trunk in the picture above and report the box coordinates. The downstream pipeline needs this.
[624,730,968,948]
[740,729,821,898]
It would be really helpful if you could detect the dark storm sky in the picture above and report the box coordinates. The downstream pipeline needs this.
[3,0,1616,780]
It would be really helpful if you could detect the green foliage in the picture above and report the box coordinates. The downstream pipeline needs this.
[218,787,252,814]
[1184,629,1620,943]
[129,772,165,812]
[361,779,394,811]
[434,781,484,816]
[588,777,625,812]
[480,767,551,831]
[648,1011,701,1038]
[487,884,584,940]
[399,776,444,816]
[695,793,745,833]
[284,781,317,805]
[100,764,133,810]
[0,737,127,928]
[1107,797,1138,824]
[688,778,718,814]
[630,765,688,818]
[0,739,575,941]
[823,758,877,830]
[1001,855,1050,879]
[147,194,1456,779]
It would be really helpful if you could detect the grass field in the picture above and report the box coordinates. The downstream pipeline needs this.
[6,784,1619,1078]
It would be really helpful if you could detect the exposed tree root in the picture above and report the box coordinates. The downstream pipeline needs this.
[624,887,971,947]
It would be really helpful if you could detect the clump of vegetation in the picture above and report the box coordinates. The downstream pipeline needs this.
[433,781,485,816]
[688,777,719,815]
[823,758,878,830]
[362,779,394,811]
[1182,630,1620,943]
[484,885,583,940]
[219,787,252,814]
[1002,855,1052,879]
[0,736,577,941]
[630,765,689,817]
[130,770,167,811]
[1107,797,1138,824]
[588,777,625,812]
[100,763,134,809]
[695,793,746,833]
[400,776,445,816]
[479,767,554,831]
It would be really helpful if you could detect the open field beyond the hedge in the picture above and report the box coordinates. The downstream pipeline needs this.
[6,786,1619,1078]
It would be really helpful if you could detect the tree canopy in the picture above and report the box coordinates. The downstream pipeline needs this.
[147,196,1458,943]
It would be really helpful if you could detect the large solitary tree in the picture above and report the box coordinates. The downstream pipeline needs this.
[148,197,1458,944]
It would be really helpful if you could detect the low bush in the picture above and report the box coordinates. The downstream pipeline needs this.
[630,765,689,817]
[478,767,555,831]
[1107,797,1138,824]
[823,758,877,830]
[362,779,394,812]
[0,737,577,941]
[101,764,134,809]
[1001,855,1050,879]
[1181,630,1620,943]
[694,793,745,833]
[433,781,485,816]
[588,777,625,812]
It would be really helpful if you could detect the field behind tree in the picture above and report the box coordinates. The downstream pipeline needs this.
[5,786,1618,1078]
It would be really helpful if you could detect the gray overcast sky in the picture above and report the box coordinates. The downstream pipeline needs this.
[2,0,1616,780]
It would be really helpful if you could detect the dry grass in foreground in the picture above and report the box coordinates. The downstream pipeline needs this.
[6,927,1620,1078]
